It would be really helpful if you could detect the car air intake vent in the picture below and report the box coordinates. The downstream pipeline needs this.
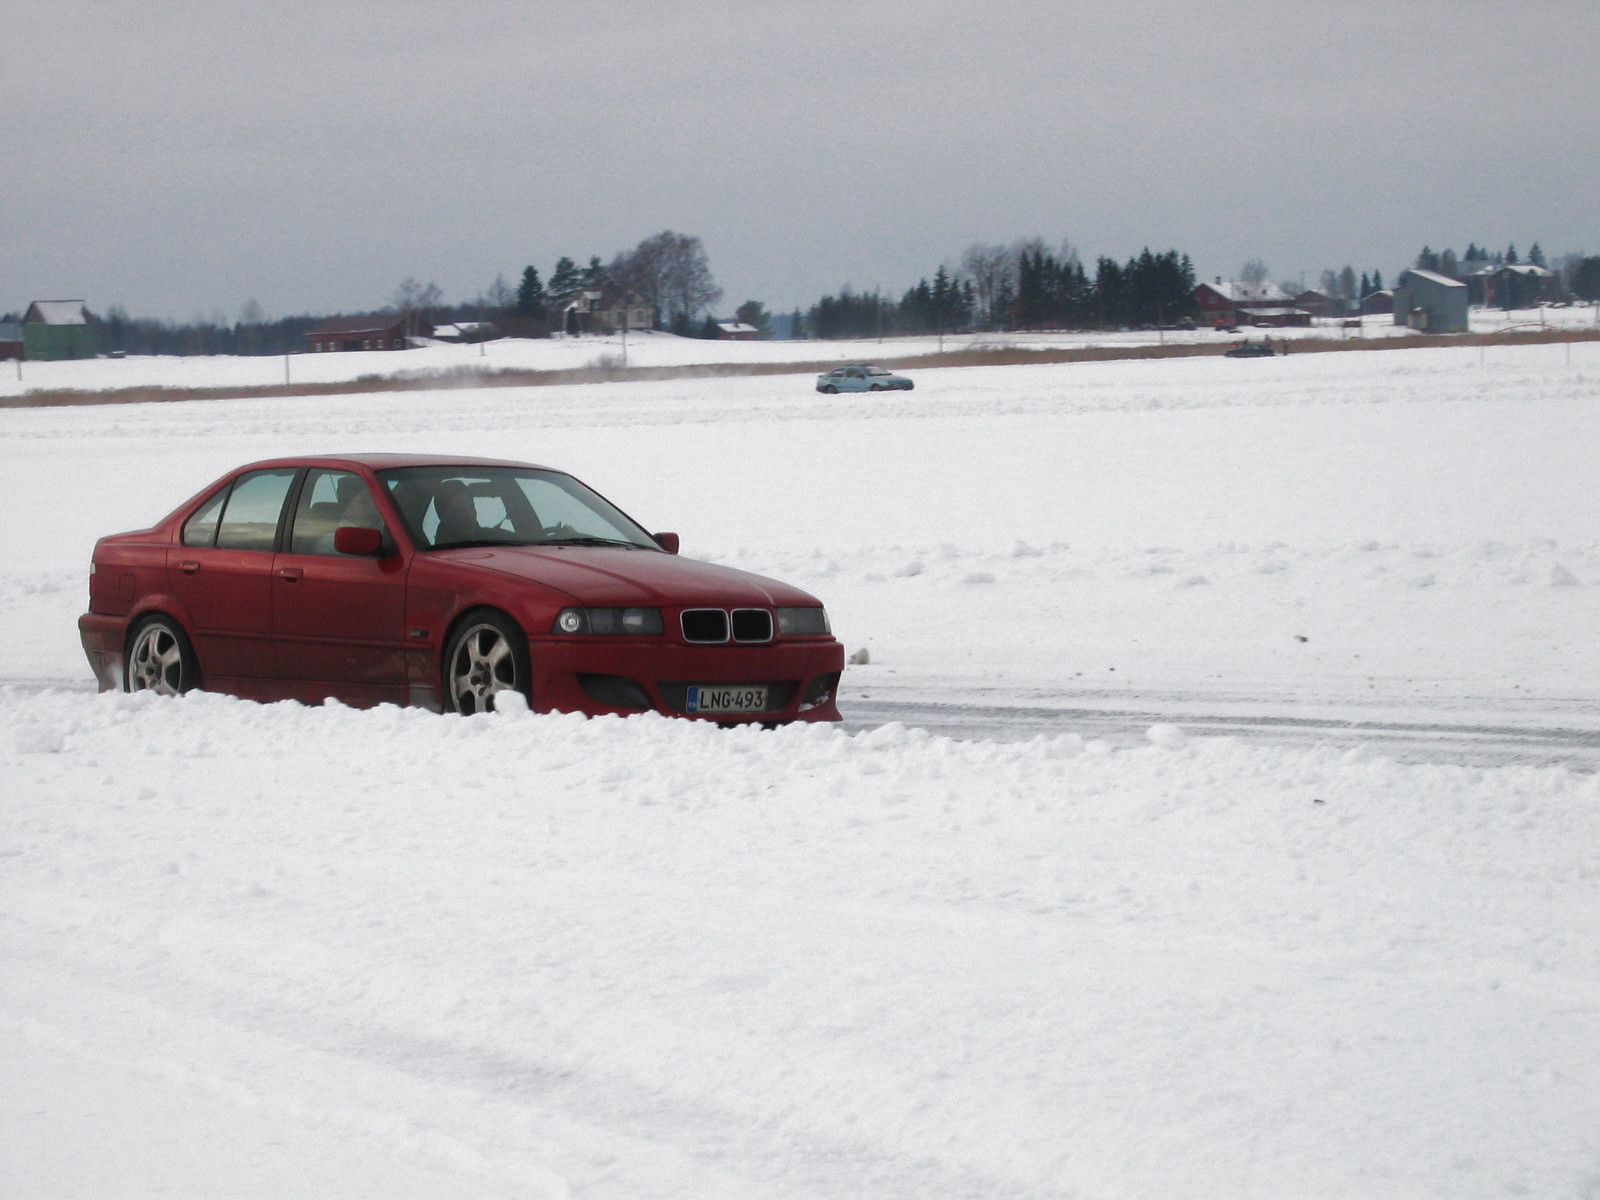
[731,608,773,643]
[681,608,729,643]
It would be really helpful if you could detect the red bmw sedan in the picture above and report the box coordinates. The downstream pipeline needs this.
[79,455,844,721]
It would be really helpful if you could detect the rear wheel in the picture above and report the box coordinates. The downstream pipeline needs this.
[444,611,530,714]
[125,615,199,696]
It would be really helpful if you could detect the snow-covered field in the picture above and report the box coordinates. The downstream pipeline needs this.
[4,340,1600,1198]
[4,304,1595,399]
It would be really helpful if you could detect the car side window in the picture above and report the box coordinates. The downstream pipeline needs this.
[215,469,297,552]
[181,489,228,547]
[289,469,383,555]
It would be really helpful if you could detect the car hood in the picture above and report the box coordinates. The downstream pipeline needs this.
[435,545,822,607]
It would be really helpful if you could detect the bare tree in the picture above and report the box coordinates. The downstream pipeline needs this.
[608,236,671,322]
[663,234,721,327]
[391,278,443,317]
[1240,258,1270,287]
[962,243,1013,329]
[484,273,514,314]
[610,231,721,329]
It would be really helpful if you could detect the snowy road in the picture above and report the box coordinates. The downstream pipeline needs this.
[843,681,1600,769]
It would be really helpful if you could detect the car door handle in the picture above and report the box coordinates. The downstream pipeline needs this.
[277,567,303,582]
[179,560,200,575]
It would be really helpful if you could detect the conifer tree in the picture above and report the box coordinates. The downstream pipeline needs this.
[547,257,582,307]
[516,266,546,318]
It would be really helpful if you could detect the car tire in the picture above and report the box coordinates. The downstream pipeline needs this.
[125,614,200,696]
[870,384,883,391]
[443,610,531,714]
[822,384,837,394]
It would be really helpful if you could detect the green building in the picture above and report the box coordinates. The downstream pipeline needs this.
[23,300,98,360]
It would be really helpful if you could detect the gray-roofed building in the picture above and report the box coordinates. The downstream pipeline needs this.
[1482,263,1556,311]
[0,322,23,361]
[1393,270,1468,333]
[23,300,98,360]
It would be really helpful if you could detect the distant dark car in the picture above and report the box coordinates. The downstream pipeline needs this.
[80,455,844,722]
[1224,340,1278,358]
[816,364,914,393]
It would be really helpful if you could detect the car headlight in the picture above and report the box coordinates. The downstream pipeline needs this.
[553,607,664,635]
[776,607,831,635]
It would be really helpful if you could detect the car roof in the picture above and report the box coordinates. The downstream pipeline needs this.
[230,453,558,473]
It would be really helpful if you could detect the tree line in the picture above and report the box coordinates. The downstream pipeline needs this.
[800,242,1200,339]
[21,230,1596,358]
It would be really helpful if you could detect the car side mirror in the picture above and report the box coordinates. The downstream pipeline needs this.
[653,531,680,554]
[335,526,384,556]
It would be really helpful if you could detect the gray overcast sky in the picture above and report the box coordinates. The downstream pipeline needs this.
[5,0,1597,322]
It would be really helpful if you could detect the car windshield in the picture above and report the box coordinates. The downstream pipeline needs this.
[866,367,893,375]
[378,465,659,551]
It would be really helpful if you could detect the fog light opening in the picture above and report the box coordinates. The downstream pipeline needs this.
[800,672,840,711]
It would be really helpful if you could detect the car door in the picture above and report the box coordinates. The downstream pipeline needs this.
[168,467,297,683]
[271,468,409,702]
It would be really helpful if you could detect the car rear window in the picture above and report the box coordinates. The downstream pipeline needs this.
[215,470,296,552]
[181,489,228,547]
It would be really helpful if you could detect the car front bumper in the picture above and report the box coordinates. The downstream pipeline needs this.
[521,634,845,722]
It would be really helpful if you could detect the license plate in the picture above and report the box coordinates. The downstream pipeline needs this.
[686,685,767,714]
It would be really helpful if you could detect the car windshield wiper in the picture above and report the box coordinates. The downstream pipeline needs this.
[431,537,537,550]
[542,535,646,548]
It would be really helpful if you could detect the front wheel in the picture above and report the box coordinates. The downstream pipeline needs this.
[820,384,837,394]
[444,611,531,714]
[125,615,199,696]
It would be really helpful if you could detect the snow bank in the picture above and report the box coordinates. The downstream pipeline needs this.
[5,686,1599,1198]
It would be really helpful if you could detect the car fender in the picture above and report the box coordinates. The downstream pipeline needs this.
[402,554,580,685]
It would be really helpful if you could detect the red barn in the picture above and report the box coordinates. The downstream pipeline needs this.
[305,314,430,353]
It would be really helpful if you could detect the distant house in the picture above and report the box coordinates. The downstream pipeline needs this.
[562,285,654,335]
[1393,269,1468,333]
[305,313,429,353]
[1194,279,1298,327]
[0,322,22,361]
[1360,289,1394,316]
[23,300,97,360]
[1292,290,1342,319]
[714,322,761,340]
[1482,263,1556,311]
[431,321,499,344]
